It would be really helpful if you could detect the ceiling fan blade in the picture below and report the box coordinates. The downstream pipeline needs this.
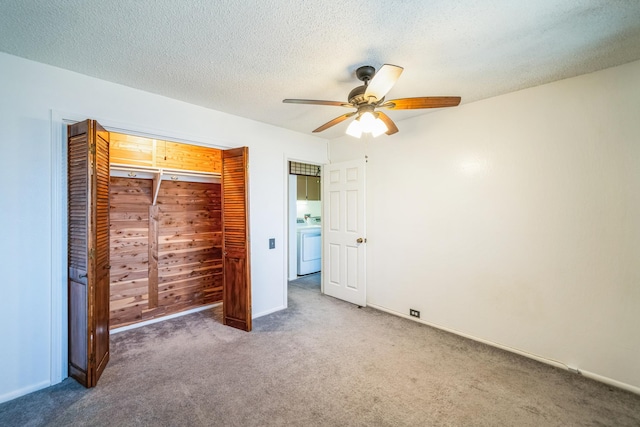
[381,96,461,110]
[312,112,357,133]
[377,112,399,135]
[283,99,352,108]
[364,64,404,102]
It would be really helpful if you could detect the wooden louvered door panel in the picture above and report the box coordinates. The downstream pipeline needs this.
[68,119,110,387]
[222,147,251,331]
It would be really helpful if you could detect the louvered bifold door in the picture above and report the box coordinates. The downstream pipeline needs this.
[68,119,110,387]
[221,147,252,331]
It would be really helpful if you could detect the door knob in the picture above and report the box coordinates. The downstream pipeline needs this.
[356,238,364,243]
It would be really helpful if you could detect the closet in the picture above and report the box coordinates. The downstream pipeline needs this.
[67,119,250,388]
[108,132,224,329]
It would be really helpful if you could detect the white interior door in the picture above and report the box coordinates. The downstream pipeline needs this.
[322,159,366,306]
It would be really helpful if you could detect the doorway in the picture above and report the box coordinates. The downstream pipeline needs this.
[287,161,323,289]
[286,158,367,306]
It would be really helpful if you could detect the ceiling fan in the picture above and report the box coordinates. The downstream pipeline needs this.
[283,64,461,137]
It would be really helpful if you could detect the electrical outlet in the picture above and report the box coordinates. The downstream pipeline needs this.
[269,238,275,249]
[409,309,420,318]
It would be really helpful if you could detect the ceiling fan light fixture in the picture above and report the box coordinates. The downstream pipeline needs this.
[346,111,388,138]
[371,117,388,137]
[346,119,363,138]
[359,111,376,130]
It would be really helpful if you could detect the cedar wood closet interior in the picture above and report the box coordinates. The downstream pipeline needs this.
[109,132,225,329]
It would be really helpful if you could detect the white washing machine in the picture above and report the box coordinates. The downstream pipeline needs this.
[297,224,321,275]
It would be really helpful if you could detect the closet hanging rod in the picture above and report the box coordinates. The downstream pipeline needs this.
[110,163,221,178]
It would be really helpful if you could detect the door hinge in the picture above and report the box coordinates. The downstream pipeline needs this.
[89,142,96,155]
[89,248,96,259]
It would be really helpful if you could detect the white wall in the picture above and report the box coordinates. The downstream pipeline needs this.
[296,200,322,219]
[0,52,328,403]
[329,60,640,392]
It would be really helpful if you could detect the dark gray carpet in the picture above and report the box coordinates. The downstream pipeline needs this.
[1,272,639,426]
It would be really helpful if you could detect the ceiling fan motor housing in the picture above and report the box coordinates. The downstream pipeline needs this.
[349,65,387,105]
[348,85,367,104]
[348,85,384,106]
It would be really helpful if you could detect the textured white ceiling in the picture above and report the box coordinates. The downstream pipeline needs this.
[2,0,640,139]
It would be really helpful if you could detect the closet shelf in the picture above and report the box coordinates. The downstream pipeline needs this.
[110,163,221,205]
[110,163,220,181]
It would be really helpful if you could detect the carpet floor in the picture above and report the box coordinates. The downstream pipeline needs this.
[1,273,639,426]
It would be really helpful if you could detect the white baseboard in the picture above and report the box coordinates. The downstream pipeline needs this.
[253,304,286,319]
[577,369,640,395]
[367,303,640,396]
[0,380,51,405]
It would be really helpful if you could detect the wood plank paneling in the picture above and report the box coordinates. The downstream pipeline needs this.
[156,181,223,315]
[108,133,224,329]
[156,141,222,173]
[109,132,222,173]
[109,177,151,328]
[148,205,159,308]
[109,177,222,329]
[109,133,154,167]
